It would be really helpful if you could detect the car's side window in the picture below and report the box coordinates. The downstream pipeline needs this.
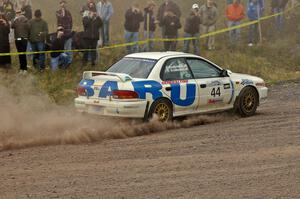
[186,58,221,79]
[162,58,193,80]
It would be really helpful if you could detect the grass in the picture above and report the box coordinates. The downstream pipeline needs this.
[5,0,300,104]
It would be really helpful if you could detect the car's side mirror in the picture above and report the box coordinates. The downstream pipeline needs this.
[221,69,232,77]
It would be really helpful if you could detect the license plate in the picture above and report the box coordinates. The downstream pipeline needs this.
[89,105,104,114]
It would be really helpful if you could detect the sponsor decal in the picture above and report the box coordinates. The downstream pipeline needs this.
[82,80,197,107]
[207,80,222,87]
[161,80,188,84]
[224,83,231,89]
[208,98,223,104]
[241,79,254,86]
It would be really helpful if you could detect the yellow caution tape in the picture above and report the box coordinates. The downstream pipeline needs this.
[0,3,298,56]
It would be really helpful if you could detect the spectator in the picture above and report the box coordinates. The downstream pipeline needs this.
[124,3,143,54]
[15,0,32,20]
[161,10,181,51]
[183,4,201,55]
[11,8,29,74]
[0,13,11,70]
[2,0,14,22]
[271,0,289,32]
[56,0,73,65]
[50,26,70,71]
[199,0,219,50]
[143,1,156,52]
[28,9,48,71]
[226,0,245,45]
[96,0,113,46]
[81,0,96,16]
[157,0,181,38]
[82,7,102,66]
[247,0,263,46]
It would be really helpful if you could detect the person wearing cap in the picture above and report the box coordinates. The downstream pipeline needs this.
[124,3,144,54]
[11,8,29,74]
[157,0,181,38]
[183,4,201,55]
[28,9,48,71]
[199,0,219,50]
[56,0,73,65]
[142,1,156,52]
[96,0,114,46]
[49,26,71,71]
[82,6,102,66]
[226,0,245,45]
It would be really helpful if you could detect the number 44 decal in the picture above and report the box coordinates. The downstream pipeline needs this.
[211,87,221,97]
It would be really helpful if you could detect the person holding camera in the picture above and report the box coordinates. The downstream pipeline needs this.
[0,13,11,70]
[124,3,144,54]
[50,26,71,71]
[56,0,73,66]
[82,7,102,66]
[11,8,29,74]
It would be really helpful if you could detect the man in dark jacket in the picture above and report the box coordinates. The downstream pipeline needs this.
[183,5,201,55]
[143,1,156,51]
[161,10,181,51]
[50,26,70,71]
[82,8,102,66]
[157,0,181,37]
[11,8,29,74]
[124,3,143,54]
[28,9,48,71]
[56,0,73,65]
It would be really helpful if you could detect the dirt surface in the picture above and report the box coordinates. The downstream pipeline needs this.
[0,81,300,199]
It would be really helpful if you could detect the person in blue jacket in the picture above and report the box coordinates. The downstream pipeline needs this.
[247,0,264,46]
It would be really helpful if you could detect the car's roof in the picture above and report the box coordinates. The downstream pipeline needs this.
[125,51,199,60]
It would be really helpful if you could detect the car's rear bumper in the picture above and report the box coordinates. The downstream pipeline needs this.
[74,97,148,119]
[258,87,268,104]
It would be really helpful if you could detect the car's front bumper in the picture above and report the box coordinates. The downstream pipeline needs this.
[74,97,148,119]
[258,87,268,104]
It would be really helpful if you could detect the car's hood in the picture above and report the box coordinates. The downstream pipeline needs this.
[230,72,264,83]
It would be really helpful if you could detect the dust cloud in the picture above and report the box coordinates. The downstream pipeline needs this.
[0,73,235,152]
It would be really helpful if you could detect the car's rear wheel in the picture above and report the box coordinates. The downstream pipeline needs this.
[236,87,259,117]
[148,98,173,122]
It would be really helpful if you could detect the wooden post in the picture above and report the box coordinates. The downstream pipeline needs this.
[146,12,150,51]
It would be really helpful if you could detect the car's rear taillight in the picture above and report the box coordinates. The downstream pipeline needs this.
[112,90,139,99]
[77,86,86,96]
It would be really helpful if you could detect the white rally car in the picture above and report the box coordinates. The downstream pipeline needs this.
[75,52,268,122]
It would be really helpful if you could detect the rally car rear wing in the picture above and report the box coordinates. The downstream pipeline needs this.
[83,71,133,82]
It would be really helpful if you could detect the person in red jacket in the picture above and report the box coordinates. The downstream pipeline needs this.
[226,0,245,45]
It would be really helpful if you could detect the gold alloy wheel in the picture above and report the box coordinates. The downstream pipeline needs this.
[154,103,170,122]
[243,92,256,112]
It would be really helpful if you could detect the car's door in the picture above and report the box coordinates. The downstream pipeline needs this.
[160,58,199,114]
[186,58,233,110]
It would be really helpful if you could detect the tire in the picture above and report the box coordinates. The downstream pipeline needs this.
[236,87,259,117]
[148,98,173,122]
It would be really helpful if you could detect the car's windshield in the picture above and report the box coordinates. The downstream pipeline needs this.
[107,58,157,79]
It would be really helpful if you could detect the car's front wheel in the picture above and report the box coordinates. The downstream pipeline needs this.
[236,87,259,117]
[148,98,173,122]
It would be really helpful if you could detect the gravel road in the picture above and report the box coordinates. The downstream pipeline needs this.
[0,81,299,199]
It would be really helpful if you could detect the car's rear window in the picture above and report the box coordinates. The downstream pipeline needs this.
[107,58,157,79]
